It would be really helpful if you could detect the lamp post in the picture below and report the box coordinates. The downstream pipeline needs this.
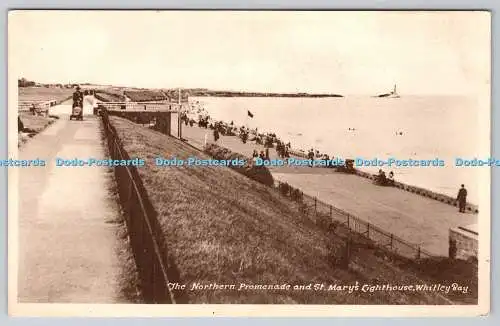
[177,88,182,139]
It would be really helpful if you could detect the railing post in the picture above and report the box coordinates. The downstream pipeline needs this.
[390,233,394,250]
[314,197,317,215]
[347,215,350,229]
[367,223,370,238]
[329,205,332,217]
[417,246,421,259]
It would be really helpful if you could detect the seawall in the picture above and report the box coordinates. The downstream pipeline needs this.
[285,151,479,213]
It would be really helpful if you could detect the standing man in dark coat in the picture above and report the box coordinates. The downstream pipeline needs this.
[457,184,467,213]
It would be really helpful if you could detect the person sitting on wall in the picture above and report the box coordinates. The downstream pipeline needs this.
[387,171,395,186]
[376,169,387,185]
[307,149,314,160]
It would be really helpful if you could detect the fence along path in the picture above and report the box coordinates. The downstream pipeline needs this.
[101,109,178,304]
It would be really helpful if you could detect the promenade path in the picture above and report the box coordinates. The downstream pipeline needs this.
[182,124,478,257]
[17,99,130,303]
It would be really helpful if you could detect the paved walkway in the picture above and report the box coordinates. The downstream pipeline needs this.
[182,125,478,257]
[18,100,128,303]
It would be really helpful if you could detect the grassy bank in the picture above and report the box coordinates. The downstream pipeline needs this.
[19,87,73,102]
[18,112,59,147]
[95,90,125,102]
[109,116,477,304]
[124,90,167,102]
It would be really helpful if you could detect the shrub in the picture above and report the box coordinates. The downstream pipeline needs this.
[204,143,274,187]
[125,90,167,102]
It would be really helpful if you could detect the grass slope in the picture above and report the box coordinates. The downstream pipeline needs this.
[18,87,73,102]
[110,116,476,305]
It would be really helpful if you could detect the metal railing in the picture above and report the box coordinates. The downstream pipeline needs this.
[101,109,178,303]
[18,100,56,114]
[274,180,434,260]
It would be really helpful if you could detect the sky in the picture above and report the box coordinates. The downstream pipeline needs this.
[9,11,491,95]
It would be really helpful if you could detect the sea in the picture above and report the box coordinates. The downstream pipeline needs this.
[190,95,486,204]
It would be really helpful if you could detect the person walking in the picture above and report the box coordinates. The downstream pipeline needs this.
[457,184,468,213]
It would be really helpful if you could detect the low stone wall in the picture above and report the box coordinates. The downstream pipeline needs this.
[449,226,478,261]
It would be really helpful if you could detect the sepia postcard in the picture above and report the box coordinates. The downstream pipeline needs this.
[7,10,491,317]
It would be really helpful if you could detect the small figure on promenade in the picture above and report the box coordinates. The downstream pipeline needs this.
[259,150,266,160]
[307,149,315,167]
[252,149,259,158]
[457,184,468,213]
[307,148,314,160]
[240,129,248,144]
[276,141,283,158]
[18,116,24,132]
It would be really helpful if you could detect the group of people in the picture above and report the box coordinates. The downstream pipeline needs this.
[275,140,291,158]
[183,102,471,214]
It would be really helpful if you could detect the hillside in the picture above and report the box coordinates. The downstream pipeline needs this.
[184,89,344,98]
[110,116,477,305]
[124,90,168,102]
[18,87,73,102]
